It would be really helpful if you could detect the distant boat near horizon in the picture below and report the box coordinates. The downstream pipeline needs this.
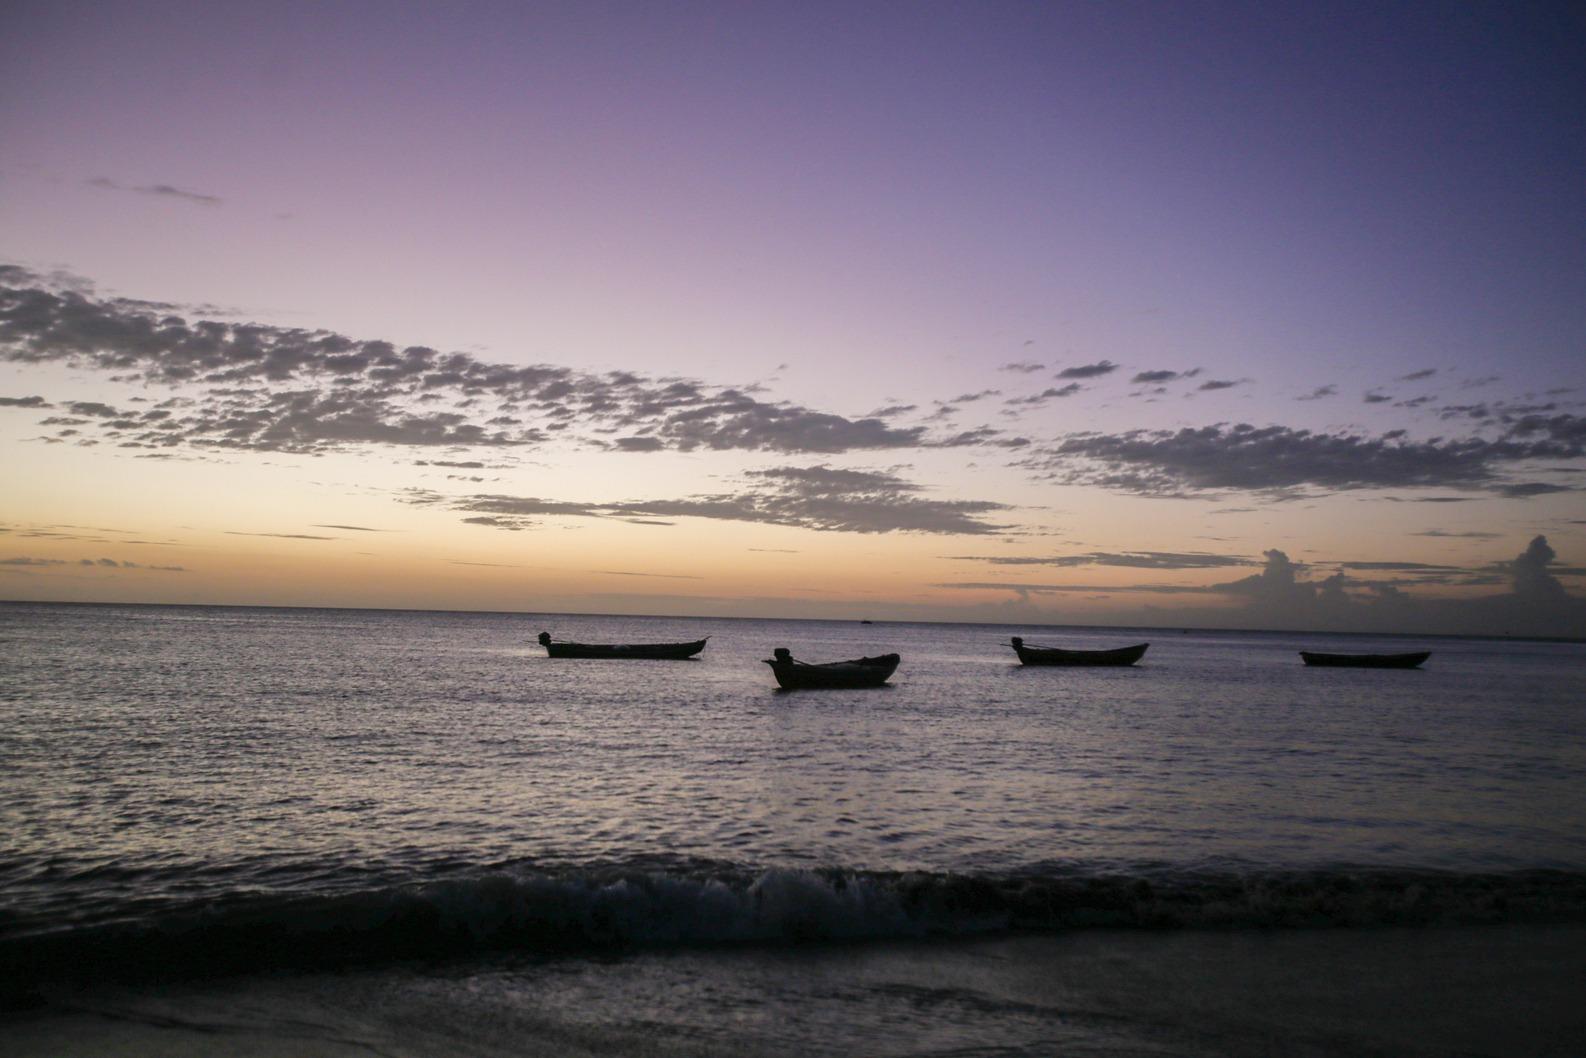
[764,647,899,689]
[1299,650,1431,669]
[537,631,708,659]
[1010,637,1149,667]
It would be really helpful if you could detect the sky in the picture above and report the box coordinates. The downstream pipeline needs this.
[2,1,1584,636]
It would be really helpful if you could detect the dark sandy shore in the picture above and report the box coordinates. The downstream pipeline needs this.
[6,923,1585,1057]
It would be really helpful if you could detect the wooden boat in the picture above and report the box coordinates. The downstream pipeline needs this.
[537,631,708,659]
[1010,637,1149,666]
[763,647,899,689]
[1299,650,1430,669]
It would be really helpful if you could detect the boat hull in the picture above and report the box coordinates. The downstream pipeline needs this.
[1011,640,1149,666]
[1299,651,1429,669]
[764,653,900,689]
[540,637,708,659]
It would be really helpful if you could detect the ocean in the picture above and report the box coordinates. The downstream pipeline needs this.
[2,601,1584,1056]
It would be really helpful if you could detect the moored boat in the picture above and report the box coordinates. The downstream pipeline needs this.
[763,647,899,689]
[538,632,708,659]
[1299,650,1430,669]
[1010,637,1149,666]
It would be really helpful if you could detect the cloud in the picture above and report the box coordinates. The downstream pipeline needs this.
[1210,549,1317,606]
[1337,561,1463,571]
[1198,538,1585,636]
[1493,482,1574,498]
[0,395,51,407]
[934,580,1211,596]
[1511,535,1567,600]
[1056,360,1118,380]
[1024,422,1583,499]
[461,516,531,531]
[1398,368,1438,381]
[999,361,1045,373]
[89,177,222,206]
[1197,379,1244,392]
[312,524,391,532]
[945,390,999,404]
[591,570,703,580]
[66,401,124,418]
[421,464,1013,536]
[224,530,338,540]
[1413,529,1502,539]
[3,555,183,572]
[1130,369,1198,385]
[1296,385,1337,401]
[946,550,1252,570]
[0,267,934,456]
[1004,384,1082,406]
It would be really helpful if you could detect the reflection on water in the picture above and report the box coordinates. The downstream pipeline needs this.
[2,602,1583,939]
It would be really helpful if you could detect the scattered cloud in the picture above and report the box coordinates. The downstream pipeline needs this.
[590,569,703,580]
[1130,368,1199,385]
[1,555,183,571]
[0,267,937,456]
[312,524,391,532]
[945,389,999,404]
[933,580,1210,596]
[88,177,222,206]
[0,395,51,407]
[1296,385,1337,401]
[946,550,1252,569]
[1004,384,1082,406]
[999,361,1044,374]
[1494,482,1574,498]
[413,464,1013,536]
[1337,561,1463,571]
[1398,368,1438,381]
[224,530,338,540]
[1196,379,1244,392]
[1056,360,1118,380]
[1024,421,1586,499]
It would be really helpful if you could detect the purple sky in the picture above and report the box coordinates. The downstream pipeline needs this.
[2,2,1583,634]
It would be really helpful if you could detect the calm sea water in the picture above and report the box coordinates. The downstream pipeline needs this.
[3,601,1584,1054]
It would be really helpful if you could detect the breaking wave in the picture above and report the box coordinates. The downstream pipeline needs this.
[6,862,1586,988]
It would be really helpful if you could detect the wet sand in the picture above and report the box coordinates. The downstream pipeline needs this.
[7,924,1585,1057]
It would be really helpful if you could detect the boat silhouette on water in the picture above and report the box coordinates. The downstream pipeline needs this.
[1299,650,1430,669]
[1010,637,1149,667]
[538,632,708,659]
[763,647,899,689]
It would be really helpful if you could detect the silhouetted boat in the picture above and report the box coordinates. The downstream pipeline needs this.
[763,647,899,689]
[1299,650,1430,669]
[537,632,708,659]
[1010,637,1149,666]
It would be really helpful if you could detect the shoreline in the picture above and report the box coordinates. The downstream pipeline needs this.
[6,924,1585,1057]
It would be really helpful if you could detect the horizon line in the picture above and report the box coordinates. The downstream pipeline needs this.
[3,597,1581,645]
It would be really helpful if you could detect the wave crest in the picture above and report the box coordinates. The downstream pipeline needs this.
[5,865,1585,987]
